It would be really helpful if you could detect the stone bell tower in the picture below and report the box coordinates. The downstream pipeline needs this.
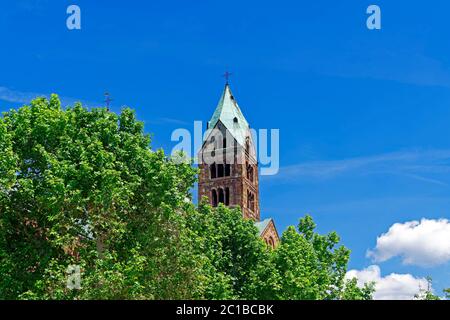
[198,84,260,221]
[198,83,280,248]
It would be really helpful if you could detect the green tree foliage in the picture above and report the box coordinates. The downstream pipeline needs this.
[0,96,374,300]
[340,278,375,300]
[186,202,280,299]
[186,203,374,300]
[274,215,373,300]
[0,96,199,299]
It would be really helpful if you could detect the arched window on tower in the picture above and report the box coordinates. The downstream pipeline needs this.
[212,189,218,207]
[217,164,224,177]
[247,191,255,212]
[225,187,230,205]
[246,162,249,179]
[251,193,255,212]
[225,164,231,176]
[210,163,216,179]
[218,188,225,204]
[246,162,253,182]
[245,138,250,155]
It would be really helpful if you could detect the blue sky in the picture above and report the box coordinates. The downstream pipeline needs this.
[1,0,450,298]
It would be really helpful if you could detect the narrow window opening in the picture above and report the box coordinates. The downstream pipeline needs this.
[217,164,224,177]
[212,189,218,207]
[247,191,255,212]
[225,164,231,176]
[268,237,275,249]
[246,162,253,182]
[218,188,225,204]
[210,163,216,179]
[225,187,230,205]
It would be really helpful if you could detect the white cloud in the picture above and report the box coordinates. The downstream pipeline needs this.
[367,218,450,267]
[346,265,429,300]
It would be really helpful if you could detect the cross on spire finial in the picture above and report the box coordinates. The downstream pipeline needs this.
[104,92,113,111]
[223,71,232,85]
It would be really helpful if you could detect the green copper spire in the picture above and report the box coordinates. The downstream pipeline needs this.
[207,84,250,147]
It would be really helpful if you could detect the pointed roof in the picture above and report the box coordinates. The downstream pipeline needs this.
[255,218,280,243]
[254,218,272,236]
[207,84,250,147]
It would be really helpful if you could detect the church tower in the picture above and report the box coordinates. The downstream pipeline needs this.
[198,84,260,221]
[198,83,279,247]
